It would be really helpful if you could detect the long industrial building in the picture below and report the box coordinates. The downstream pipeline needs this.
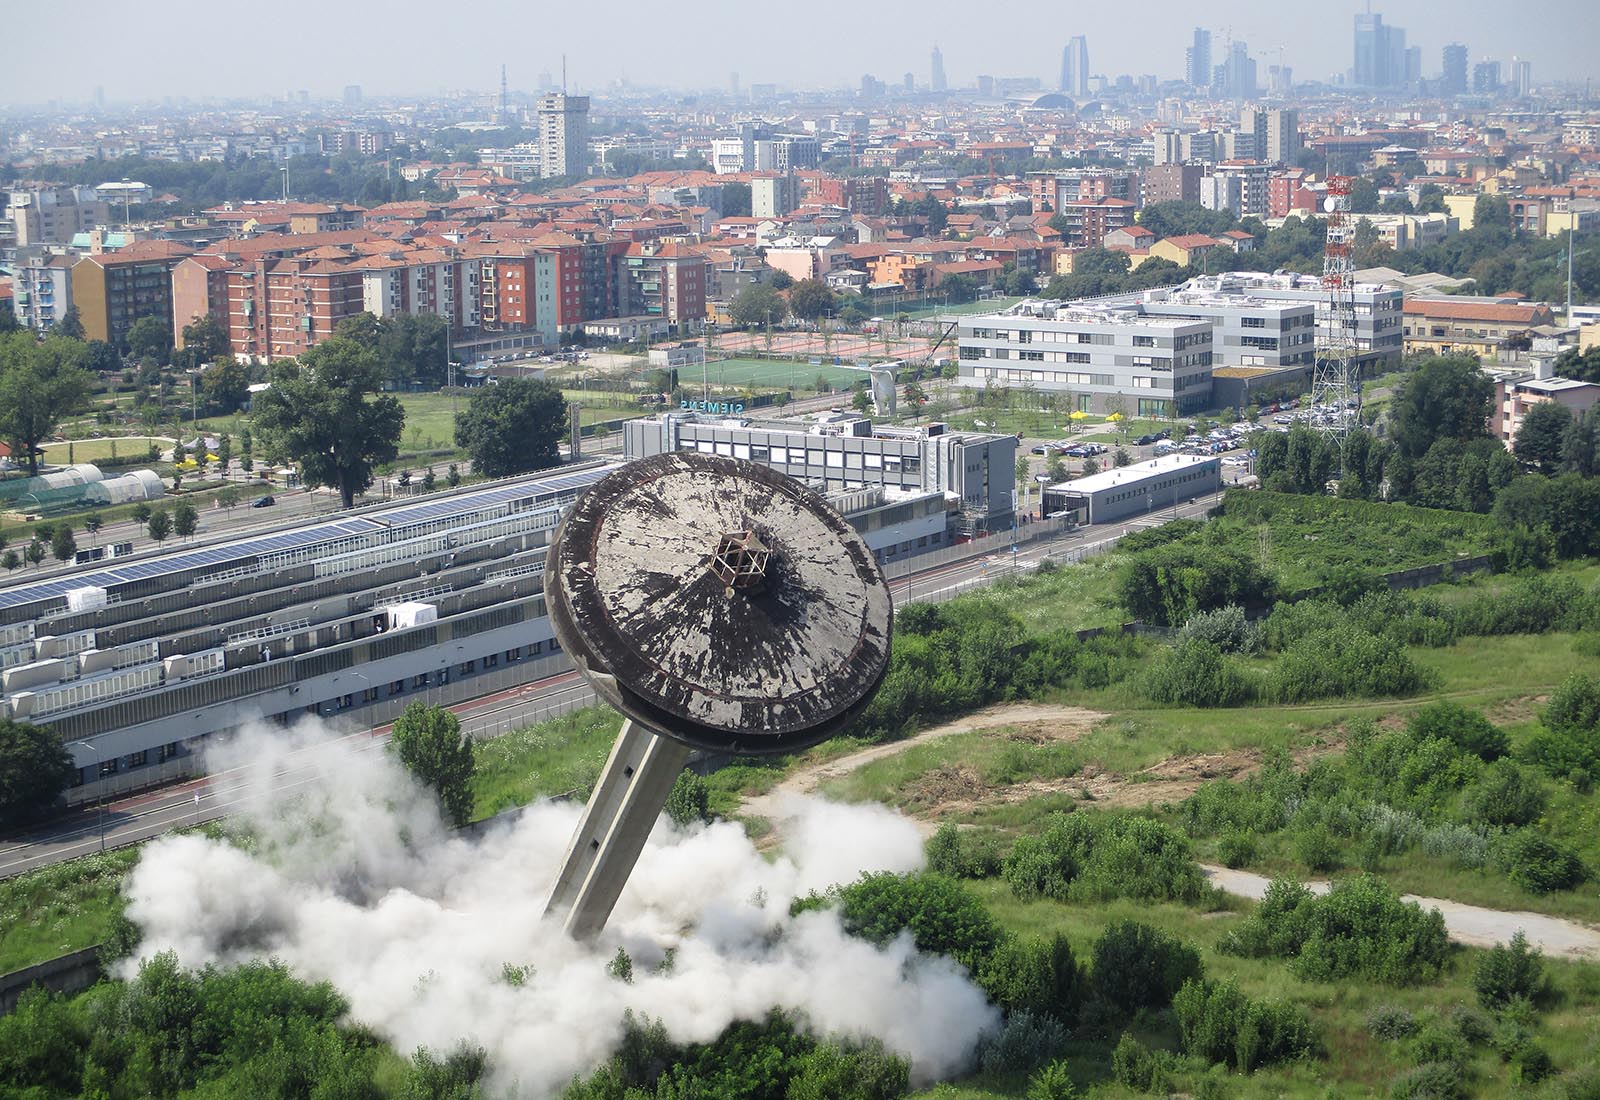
[0,465,611,800]
[1,454,974,803]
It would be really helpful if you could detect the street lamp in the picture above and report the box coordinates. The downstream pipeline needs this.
[70,740,106,852]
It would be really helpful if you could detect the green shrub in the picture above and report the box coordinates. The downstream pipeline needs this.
[1512,1042,1556,1085]
[1447,1005,1492,1045]
[1117,519,1204,553]
[1141,638,1252,707]
[1459,761,1545,828]
[1544,673,1600,741]
[1407,701,1509,761]
[1026,1060,1079,1100]
[1473,931,1546,1009]
[665,770,711,826]
[786,1039,910,1100]
[978,934,1083,1022]
[1366,1004,1420,1040]
[1091,920,1204,1014]
[1217,831,1257,869]
[1173,978,1319,1072]
[1293,824,1341,872]
[1177,604,1260,655]
[925,822,1008,880]
[1110,1034,1169,1093]
[977,1010,1068,1076]
[834,872,1004,971]
[1269,624,1437,703]
[1002,813,1209,906]
[1119,542,1278,627]
[1221,876,1450,985]
[1496,830,1587,894]
[1411,1023,1469,1069]
[1390,1061,1464,1100]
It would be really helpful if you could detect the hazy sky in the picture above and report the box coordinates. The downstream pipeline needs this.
[4,0,1595,106]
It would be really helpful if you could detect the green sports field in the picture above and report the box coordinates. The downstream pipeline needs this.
[701,357,878,391]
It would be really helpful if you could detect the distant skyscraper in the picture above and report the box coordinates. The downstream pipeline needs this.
[1060,36,1089,95]
[1185,28,1212,90]
[1474,60,1501,94]
[931,46,947,92]
[343,84,362,106]
[1512,58,1533,96]
[1441,44,1469,95]
[730,71,740,97]
[537,92,590,178]
[1354,11,1409,89]
[1218,41,1256,100]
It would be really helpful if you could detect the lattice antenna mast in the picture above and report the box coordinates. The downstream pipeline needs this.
[1312,174,1361,449]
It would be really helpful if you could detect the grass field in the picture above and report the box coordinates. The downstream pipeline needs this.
[0,848,137,974]
[35,436,168,464]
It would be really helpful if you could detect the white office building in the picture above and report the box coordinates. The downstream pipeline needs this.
[957,303,1214,417]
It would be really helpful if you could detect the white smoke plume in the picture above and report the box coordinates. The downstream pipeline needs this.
[122,721,1000,1097]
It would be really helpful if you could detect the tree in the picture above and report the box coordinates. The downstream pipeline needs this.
[54,304,86,341]
[721,181,752,217]
[941,274,979,304]
[24,540,45,568]
[1473,194,1512,232]
[851,386,873,415]
[218,486,240,510]
[1113,447,1132,467]
[1516,401,1571,475]
[730,283,788,328]
[125,315,174,364]
[131,502,152,524]
[201,358,250,414]
[1388,356,1492,460]
[1,550,17,573]
[83,514,103,544]
[179,314,231,364]
[49,525,76,563]
[0,720,75,827]
[422,468,436,492]
[768,269,795,291]
[788,279,837,322]
[454,377,567,478]
[253,337,404,508]
[446,463,461,489]
[173,501,198,540]
[903,380,929,411]
[664,769,711,826]
[146,510,172,543]
[82,339,122,374]
[390,702,476,827]
[1081,457,1100,477]
[0,333,92,474]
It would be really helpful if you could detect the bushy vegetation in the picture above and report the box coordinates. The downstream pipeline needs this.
[1089,920,1205,1014]
[1172,978,1320,1072]
[566,1009,909,1100]
[1221,876,1451,984]
[846,602,1141,743]
[0,954,383,1099]
[1002,812,1209,905]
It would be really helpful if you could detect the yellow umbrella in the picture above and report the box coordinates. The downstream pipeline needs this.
[1107,411,1123,422]
[1068,410,1087,421]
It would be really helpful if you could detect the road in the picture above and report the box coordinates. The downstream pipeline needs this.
[0,484,1233,881]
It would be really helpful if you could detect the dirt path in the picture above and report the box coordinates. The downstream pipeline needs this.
[740,703,1105,827]
[1203,865,1600,960]
[737,706,1600,961]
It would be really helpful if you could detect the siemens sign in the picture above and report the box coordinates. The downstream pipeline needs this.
[681,399,745,415]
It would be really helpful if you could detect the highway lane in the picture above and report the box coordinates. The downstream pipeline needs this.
[0,483,1233,879]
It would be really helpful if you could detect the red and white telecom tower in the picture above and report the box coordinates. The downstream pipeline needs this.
[1311,175,1361,445]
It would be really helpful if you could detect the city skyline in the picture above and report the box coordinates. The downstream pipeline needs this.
[2,0,1595,106]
